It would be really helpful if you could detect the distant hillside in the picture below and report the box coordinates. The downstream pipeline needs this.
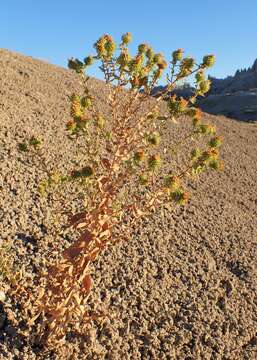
[209,59,257,94]
[151,59,257,122]
[198,59,257,121]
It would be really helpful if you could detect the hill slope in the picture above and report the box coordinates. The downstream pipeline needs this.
[0,49,257,359]
[199,59,257,121]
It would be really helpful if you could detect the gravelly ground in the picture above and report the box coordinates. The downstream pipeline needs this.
[0,49,256,360]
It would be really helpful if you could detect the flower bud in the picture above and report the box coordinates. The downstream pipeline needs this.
[199,79,211,94]
[104,35,116,58]
[66,120,77,132]
[168,96,188,115]
[81,97,92,108]
[148,154,161,170]
[200,150,213,163]
[198,124,216,135]
[164,175,180,190]
[94,36,107,58]
[191,148,201,160]
[121,32,132,45]
[129,54,143,73]
[170,189,190,205]
[138,43,149,54]
[29,136,43,148]
[172,49,183,63]
[70,97,83,118]
[153,53,164,65]
[186,107,201,119]
[146,47,154,61]
[195,70,205,83]
[202,55,215,68]
[158,59,167,70]
[134,150,145,165]
[68,58,84,73]
[84,56,94,66]
[200,148,219,165]
[18,142,28,152]
[181,57,195,71]
[117,50,131,68]
[209,159,224,170]
[208,136,222,148]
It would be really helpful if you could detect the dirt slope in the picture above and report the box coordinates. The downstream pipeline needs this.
[0,49,256,359]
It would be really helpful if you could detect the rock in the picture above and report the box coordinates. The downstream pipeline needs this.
[0,291,6,302]
[0,313,6,330]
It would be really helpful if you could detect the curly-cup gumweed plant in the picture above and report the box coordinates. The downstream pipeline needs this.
[18,33,223,349]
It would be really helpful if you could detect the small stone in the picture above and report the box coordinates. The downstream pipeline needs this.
[5,325,17,336]
[0,290,6,302]
[0,313,6,330]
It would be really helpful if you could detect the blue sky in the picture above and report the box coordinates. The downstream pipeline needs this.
[1,0,257,82]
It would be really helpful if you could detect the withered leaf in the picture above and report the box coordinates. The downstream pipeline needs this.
[101,158,111,169]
